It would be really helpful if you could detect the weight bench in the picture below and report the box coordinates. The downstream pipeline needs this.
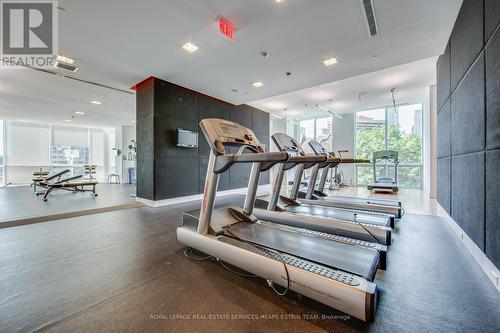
[32,169,70,192]
[36,174,99,201]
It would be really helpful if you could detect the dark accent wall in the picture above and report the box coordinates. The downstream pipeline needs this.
[136,77,270,201]
[436,0,500,267]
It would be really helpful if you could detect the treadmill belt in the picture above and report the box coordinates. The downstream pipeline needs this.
[287,204,391,227]
[225,221,379,281]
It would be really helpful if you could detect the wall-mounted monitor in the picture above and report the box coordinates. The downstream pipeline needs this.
[177,129,198,148]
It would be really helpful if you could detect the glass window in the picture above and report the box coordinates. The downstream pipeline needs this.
[387,104,423,164]
[356,109,386,160]
[299,119,314,145]
[355,104,423,188]
[52,126,89,167]
[316,117,333,152]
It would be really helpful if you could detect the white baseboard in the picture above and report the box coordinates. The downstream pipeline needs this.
[437,203,500,292]
[136,184,271,208]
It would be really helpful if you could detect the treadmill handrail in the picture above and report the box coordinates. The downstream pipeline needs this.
[214,151,288,173]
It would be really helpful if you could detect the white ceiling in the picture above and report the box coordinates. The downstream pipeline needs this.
[249,56,437,119]
[0,0,462,127]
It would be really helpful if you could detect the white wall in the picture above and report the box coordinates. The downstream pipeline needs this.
[120,125,136,183]
[332,113,356,186]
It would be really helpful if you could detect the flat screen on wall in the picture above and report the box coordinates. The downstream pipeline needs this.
[177,129,198,148]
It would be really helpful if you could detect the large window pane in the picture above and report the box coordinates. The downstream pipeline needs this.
[316,117,333,151]
[6,121,50,165]
[356,109,386,160]
[387,104,423,164]
[355,104,423,188]
[398,166,422,188]
[299,119,314,145]
[52,126,89,167]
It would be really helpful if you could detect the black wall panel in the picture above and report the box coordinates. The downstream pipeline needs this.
[450,0,484,91]
[451,152,485,250]
[198,96,230,119]
[252,108,270,136]
[137,78,270,200]
[450,54,485,156]
[437,42,451,112]
[486,29,500,150]
[155,116,198,158]
[137,114,155,160]
[156,82,198,121]
[230,104,253,128]
[198,158,229,193]
[155,157,198,198]
[136,78,155,118]
[485,149,500,266]
[437,158,451,213]
[437,0,499,267]
[485,0,500,42]
[136,158,154,200]
[437,101,451,158]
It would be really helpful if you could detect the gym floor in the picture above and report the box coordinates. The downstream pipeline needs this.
[0,188,498,332]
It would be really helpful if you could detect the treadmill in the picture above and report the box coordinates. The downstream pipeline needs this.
[367,150,400,193]
[299,141,403,218]
[177,118,379,322]
[254,133,392,245]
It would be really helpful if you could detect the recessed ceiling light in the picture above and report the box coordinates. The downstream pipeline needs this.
[131,120,137,123]
[64,119,71,122]
[251,81,263,87]
[75,111,85,115]
[276,0,284,3]
[323,57,338,66]
[182,42,199,53]
[91,100,101,105]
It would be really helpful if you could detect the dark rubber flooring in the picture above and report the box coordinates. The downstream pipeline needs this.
[0,196,498,332]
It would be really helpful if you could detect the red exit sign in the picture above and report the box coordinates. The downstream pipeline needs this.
[218,16,236,41]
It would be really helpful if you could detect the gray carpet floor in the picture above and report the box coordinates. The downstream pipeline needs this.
[0,196,498,332]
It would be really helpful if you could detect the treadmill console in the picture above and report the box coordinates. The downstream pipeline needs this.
[309,141,332,157]
[200,119,263,154]
[271,133,305,155]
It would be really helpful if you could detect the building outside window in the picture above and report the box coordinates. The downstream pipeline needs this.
[355,103,423,188]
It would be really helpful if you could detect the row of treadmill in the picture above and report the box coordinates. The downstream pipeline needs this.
[177,119,403,322]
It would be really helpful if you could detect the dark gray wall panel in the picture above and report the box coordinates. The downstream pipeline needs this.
[485,0,500,42]
[451,54,485,156]
[199,96,230,119]
[229,164,252,189]
[155,157,198,199]
[450,0,484,91]
[451,152,485,250]
[437,101,451,158]
[137,78,270,199]
[155,116,199,158]
[252,108,270,135]
[230,104,253,128]
[137,158,154,200]
[485,149,500,266]
[198,158,229,193]
[136,78,155,118]
[155,82,198,121]
[437,43,451,112]
[437,158,451,213]
[486,29,500,149]
[136,114,154,160]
